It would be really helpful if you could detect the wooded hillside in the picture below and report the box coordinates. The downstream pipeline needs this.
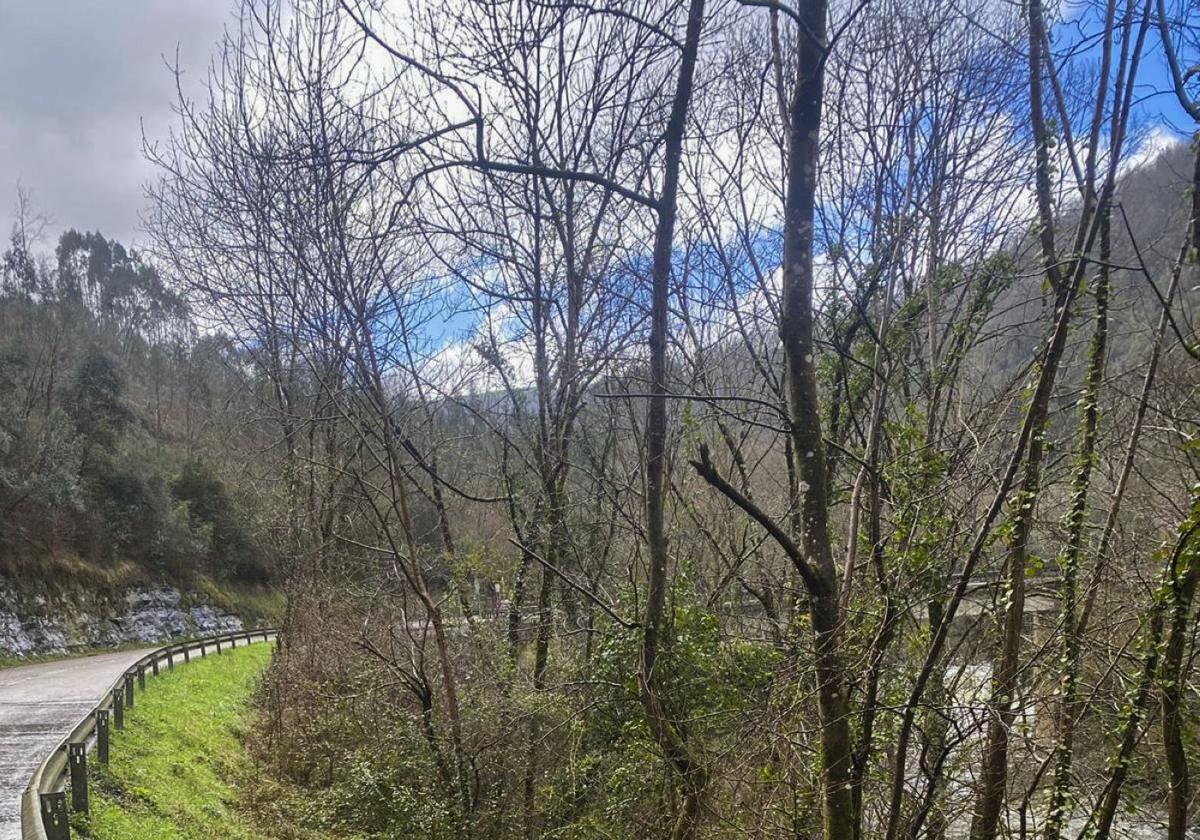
[0,215,274,591]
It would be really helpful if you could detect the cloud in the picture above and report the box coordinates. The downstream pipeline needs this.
[426,301,537,399]
[0,0,232,247]
[1119,126,1185,177]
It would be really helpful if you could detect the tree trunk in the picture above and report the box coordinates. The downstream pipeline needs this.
[1161,543,1200,840]
[1044,209,1111,840]
[1160,138,1200,840]
[639,3,709,837]
[778,1,855,835]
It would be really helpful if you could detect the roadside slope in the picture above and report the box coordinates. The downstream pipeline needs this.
[75,642,273,840]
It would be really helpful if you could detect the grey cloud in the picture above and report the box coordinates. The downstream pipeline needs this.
[0,0,232,248]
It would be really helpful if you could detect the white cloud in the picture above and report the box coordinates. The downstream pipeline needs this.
[1119,126,1184,176]
[425,301,536,399]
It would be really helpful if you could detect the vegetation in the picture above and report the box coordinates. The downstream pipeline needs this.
[7,0,1200,838]
[129,0,1200,837]
[0,210,278,599]
[74,641,274,840]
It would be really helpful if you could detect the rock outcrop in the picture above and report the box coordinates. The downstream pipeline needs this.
[0,584,244,656]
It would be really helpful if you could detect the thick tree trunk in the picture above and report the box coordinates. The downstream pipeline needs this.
[968,0,1115,831]
[1161,548,1200,840]
[1044,210,1111,840]
[523,563,553,837]
[1159,142,1200,840]
[639,3,708,837]
[1048,10,1158,832]
[1089,514,1200,840]
[913,597,950,840]
[778,2,855,835]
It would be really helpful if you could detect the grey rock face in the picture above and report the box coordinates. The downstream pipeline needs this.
[188,604,243,635]
[0,584,244,656]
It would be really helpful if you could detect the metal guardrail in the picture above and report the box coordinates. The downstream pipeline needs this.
[19,628,278,840]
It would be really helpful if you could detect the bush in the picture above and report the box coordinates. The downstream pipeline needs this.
[173,459,270,582]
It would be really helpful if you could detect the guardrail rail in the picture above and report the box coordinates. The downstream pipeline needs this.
[19,628,277,840]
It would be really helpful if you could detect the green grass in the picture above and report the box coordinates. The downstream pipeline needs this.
[192,576,287,626]
[73,641,275,840]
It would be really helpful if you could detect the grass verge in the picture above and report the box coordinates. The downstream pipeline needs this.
[73,641,274,840]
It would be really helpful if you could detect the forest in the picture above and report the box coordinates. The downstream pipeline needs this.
[11,0,1200,837]
[0,214,273,590]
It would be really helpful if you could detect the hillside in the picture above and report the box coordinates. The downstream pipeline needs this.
[0,225,281,654]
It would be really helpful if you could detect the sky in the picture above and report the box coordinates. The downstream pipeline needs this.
[0,0,234,249]
[0,1,1193,258]
[1063,1,1195,142]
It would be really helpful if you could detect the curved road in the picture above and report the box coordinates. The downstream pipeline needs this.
[0,648,154,840]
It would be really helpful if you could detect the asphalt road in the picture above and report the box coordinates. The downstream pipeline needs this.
[0,648,154,840]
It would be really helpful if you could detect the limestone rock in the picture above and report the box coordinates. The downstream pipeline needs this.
[0,582,245,657]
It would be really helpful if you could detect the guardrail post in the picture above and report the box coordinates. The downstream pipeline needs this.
[96,709,110,764]
[20,630,283,840]
[40,792,69,840]
[69,742,88,813]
